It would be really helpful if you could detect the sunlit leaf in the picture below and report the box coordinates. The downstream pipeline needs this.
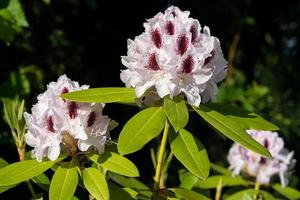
[196,175,248,189]
[89,152,139,177]
[61,87,136,103]
[169,129,210,180]
[82,167,109,200]
[118,106,166,155]
[171,188,210,200]
[225,189,275,200]
[49,161,78,200]
[193,105,271,158]
[272,184,300,200]
[164,97,188,132]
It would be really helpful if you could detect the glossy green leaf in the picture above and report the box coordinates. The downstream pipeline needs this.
[164,97,189,132]
[89,152,139,177]
[0,157,8,169]
[82,167,109,200]
[196,175,248,189]
[178,169,199,190]
[225,189,275,200]
[108,172,152,198]
[118,106,166,155]
[108,183,133,200]
[210,163,232,176]
[272,184,300,200]
[0,160,55,186]
[171,188,210,200]
[193,105,271,158]
[169,129,210,180]
[61,87,136,103]
[49,161,78,200]
[206,103,279,130]
[31,173,50,191]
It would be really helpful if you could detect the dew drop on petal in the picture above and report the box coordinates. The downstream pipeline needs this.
[147,53,160,71]
[151,29,162,48]
[181,55,195,73]
[177,35,189,55]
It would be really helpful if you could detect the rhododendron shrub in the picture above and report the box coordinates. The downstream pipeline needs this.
[0,6,298,200]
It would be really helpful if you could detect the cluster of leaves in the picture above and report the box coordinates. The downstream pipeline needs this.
[0,0,28,44]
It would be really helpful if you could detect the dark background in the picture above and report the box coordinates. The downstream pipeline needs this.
[1,0,300,198]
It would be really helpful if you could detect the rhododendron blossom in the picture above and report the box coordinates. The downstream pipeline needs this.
[227,130,295,186]
[120,6,227,106]
[24,75,115,161]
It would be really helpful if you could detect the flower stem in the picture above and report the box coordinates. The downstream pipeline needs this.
[253,181,260,200]
[153,120,170,191]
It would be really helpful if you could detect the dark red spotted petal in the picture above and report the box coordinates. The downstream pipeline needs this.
[165,21,175,35]
[62,87,69,94]
[190,23,199,44]
[177,35,189,56]
[151,29,162,48]
[181,55,195,73]
[87,111,97,127]
[147,53,160,71]
[46,115,55,133]
[204,50,215,65]
[68,102,78,119]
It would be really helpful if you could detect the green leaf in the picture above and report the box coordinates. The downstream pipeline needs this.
[178,169,199,190]
[164,97,189,132]
[171,188,210,200]
[272,184,300,200]
[0,159,55,186]
[193,105,271,158]
[82,167,109,200]
[0,10,16,43]
[108,172,152,198]
[169,129,210,180]
[89,152,139,177]
[108,183,133,200]
[118,106,166,155]
[225,189,275,200]
[196,175,248,189]
[206,103,279,131]
[49,161,78,200]
[7,0,28,27]
[31,173,50,191]
[210,163,232,176]
[61,87,136,103]
[0,157,8,168]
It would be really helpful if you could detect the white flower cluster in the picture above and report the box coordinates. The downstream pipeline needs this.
[24,75,115,162]
[227,130,295,186]
[120,6,227,106]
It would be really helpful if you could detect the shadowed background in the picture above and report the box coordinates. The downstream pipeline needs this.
[1,0,300,198]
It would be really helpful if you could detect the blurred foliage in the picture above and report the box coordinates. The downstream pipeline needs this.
[0,0,300,198]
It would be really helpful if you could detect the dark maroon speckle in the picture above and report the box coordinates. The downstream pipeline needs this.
[204,50,215,65]
[181,55,195,73]
[68,102,78,119]
[87,111,97,127]
[259,157,267,165]
[263,139,269,149]
[46,115,55,133]
[165,21,175,35]
[171,11,176,17]
[177,35,189,56]
[151,29,162,48]
[62,87,69,94]
[190,23,198,44]
[147,53,160,71]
